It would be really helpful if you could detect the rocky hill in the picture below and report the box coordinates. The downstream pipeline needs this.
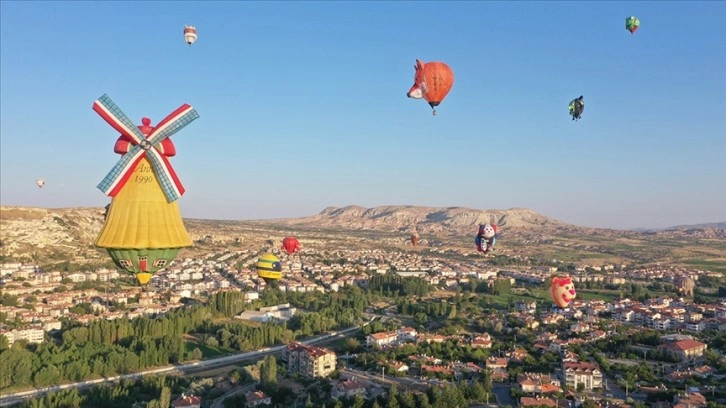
[274,205,570,235]
[2,205,724,268]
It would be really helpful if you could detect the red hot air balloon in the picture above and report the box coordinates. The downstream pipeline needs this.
[281,236,301,255]
[407,59,454,115]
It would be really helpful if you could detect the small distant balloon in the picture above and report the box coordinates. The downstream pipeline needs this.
[411,232,420,247]
[568,96,585,121]
[625,16,640,35]
[36,179,45,188]
[281,236,301,255]
[184,25,198,46]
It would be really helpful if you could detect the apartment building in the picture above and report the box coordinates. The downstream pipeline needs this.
[282,342,337,378]
[563,361,603,391]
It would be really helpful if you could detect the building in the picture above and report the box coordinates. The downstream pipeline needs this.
[660,339,708,361]
[0,328,45,346]
[245,391,271,407]
[171,395,202,408]
[367,331,397,348]
[332,379,367,398]
[563,362,603,391]
[282,342,337,378]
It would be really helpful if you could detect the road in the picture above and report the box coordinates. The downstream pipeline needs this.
[0,321,370,407]
[492,383,515,407]
[339,368,430,393]
[211,383,256,408]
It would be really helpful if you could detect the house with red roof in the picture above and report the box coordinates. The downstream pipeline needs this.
[171,395,202,408]
[660,339,708,361]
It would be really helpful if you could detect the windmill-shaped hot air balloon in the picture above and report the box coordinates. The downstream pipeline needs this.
[184,25,198,46]
[93,94,199,285]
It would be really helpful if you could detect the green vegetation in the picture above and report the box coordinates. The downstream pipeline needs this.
[682,259,726,274]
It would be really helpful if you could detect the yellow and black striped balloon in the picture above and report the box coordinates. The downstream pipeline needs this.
[256,253,282,281]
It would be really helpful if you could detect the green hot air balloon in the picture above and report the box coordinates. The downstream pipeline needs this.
[625,16,640,35]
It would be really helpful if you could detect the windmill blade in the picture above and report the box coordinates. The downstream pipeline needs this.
[146,104,199,146]
[97,145,146,196]
[93,94,147,144]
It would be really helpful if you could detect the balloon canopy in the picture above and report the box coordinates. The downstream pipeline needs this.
[625,16,640,34]
[550,276,577,308]
[407,59,454,115]
[184,25,198,46]
[256,253,283,282]
[35,179,45,188]
[281,236,301,255]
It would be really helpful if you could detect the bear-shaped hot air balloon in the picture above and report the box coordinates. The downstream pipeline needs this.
[674,275,696,297]
[550,276,577,308]
[281,236,301,255]
[475,223,498,254]
[411,232,420,247]
[93,94,199,286]
[256,253,283,283]
[407,59,454,115]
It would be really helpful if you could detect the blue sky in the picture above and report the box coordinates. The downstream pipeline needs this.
[1,1,724,229]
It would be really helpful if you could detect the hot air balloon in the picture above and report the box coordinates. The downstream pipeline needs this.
[35,179,45,188]
[407,59,454,115]
[282,236,301,255]
[184,25,198,46]
[625,16,640,35]
[550,276,577,308]
[256,253,283,283]
[474,223,498,254]
[569,96,585,121]
[93,94,199,285]
[674,275,696,297]
[411,232,420,247]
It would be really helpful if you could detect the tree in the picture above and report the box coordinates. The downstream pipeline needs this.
[260,355,278,386]
[159,386,171,408]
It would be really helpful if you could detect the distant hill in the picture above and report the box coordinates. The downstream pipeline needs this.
[2,205,724,267]
[664,222,726,231]
[273,205,572,235]
[633,221,726,232]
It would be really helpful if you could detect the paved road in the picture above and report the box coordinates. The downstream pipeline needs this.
[339,368,430,393]
[211,383,256,408]
[492,383,515,407]
[0,321,371,407]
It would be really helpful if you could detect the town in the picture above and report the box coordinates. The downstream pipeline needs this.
[2,241,725,408]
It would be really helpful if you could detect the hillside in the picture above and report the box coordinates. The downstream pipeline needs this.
[1,205,725,272]
[268,205,571,235]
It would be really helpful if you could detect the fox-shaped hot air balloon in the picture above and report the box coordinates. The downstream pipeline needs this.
[407,59,454,115]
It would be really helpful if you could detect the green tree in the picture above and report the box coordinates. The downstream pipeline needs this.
[260,355,278,386]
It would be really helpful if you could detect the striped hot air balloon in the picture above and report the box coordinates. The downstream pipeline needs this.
[256,253,283,283]
[184,25,198,46]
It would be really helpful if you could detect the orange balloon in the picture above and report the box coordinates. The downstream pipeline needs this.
[550,276,577,308]
[407,59,454,113]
